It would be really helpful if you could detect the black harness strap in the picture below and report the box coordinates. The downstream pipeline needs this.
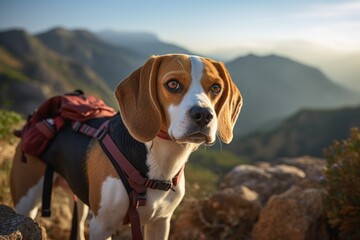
[42,163,78,240]
[41,164,54,217]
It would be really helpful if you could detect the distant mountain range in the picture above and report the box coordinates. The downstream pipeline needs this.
[207,41,360,93]
[37,28,148,89]
[0,29,114,114]
[1,27,359,142]
[228,106,360,161]
[226,54,360,135]
[97,30,192,56]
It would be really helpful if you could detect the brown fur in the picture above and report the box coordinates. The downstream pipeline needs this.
[203,58,242,143]
[115,55,200,142]
[10,142,46,205]
[86,141,118,215]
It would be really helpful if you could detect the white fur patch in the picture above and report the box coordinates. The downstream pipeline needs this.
[89,176,129,238]
[168,56,217,142]
[15,176,44,218]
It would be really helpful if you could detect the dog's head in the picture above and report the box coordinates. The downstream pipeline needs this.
[115,54,242,144]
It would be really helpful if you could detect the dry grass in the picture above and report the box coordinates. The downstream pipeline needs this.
[0,140,17,207]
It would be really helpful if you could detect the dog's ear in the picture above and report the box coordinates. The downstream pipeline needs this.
[213,61,242,144]
[115,56,162,142]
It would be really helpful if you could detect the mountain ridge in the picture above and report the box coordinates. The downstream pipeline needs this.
[96,30,192,56]
[0,29,115,114]
[226,53,360,136]
[36,27,147,89]
[228,105,360,161]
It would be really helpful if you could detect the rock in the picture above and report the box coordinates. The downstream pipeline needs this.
[0,231,22,240]
[172,186,261,240]
[275,156,325,180]
[0,204,47,240]
[251,186,328,240]
[221,164,305,204]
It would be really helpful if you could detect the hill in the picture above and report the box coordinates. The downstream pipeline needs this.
[228,106,360,162]
[36,27,147,89]
[226,54,360,136]
[97,30,192,56]
[0,29,114,114]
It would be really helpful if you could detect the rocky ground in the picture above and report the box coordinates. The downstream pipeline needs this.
[1,141,334,240]
[172,156,333,240]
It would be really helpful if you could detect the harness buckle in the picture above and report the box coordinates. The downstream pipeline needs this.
[130,191,147,208]
[95,127,107,140]
[155,180,172,191]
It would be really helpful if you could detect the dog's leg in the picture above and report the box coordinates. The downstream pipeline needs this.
[89,217,112,240]
[13,176,44,218]
[10,143,46,218]
[144,216,171,240]
[54,175,89,240]
[88,176,130,240]
[77,201,89,240]
[73,199,89,240]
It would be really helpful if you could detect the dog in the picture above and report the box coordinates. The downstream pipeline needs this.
[10,54,242,240]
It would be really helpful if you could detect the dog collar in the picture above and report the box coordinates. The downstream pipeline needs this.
[157,130,172,140]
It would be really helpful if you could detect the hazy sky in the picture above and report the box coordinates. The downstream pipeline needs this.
[1,0,360,53]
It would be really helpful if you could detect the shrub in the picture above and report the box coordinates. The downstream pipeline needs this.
[0,110,23,144]
[323,127,360,238]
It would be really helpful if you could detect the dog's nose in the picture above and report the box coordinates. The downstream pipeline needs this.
[189,106,213,127]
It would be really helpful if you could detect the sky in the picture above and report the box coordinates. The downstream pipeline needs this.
[1,0,360,53]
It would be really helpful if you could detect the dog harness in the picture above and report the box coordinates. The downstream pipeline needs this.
[42,117,184,240]
[73,119,184,240]
[20,91,183,240]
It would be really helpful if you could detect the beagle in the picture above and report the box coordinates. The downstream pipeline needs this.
[10,54,242,240]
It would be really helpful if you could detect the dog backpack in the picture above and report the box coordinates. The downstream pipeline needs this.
[19,90,116,157]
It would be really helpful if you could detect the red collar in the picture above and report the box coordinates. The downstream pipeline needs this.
[157,130,172,140]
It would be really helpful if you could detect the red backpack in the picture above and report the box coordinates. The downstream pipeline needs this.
[20,90,116,156]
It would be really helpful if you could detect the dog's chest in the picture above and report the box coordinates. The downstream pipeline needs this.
[138,177,185,223]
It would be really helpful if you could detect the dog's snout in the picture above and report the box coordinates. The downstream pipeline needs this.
[189,106,213,127]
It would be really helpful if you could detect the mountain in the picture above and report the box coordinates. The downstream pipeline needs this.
[36,27,147,89]
[207,41,360,93]
[226,54,360,136]
[228,106,360,162]
[0,29,114,114]
[96,30,192,56]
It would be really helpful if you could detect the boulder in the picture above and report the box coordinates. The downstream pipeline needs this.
[275,156,325,182]
[251,186,328,240]
[0,204,47,240]
[221,164,305,204]
[172,186,261,240]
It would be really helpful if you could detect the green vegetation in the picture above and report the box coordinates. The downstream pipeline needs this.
[186,148,249,198]
[0,69,30,83]
[0,110,23,144]
[323,128,360,238]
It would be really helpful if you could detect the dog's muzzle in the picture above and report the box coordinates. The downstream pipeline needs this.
[189,106,213,128]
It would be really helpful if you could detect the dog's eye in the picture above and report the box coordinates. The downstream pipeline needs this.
[210,84,222,95]
[165,79,182,93]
